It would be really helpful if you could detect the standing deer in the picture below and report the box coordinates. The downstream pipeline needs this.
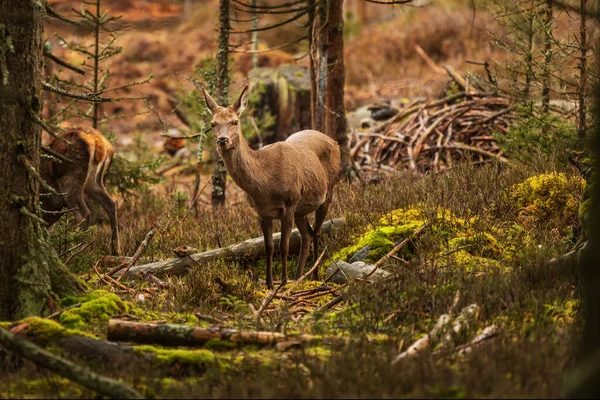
[40,127,120,256]
[201,85,341,289]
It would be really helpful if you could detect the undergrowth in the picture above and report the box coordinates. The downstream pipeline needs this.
[1,157,586,398]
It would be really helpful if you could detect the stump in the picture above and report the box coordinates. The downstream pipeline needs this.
[249,65,312,145]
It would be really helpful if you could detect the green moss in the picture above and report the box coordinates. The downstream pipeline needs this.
[508,173,585,226]
[59,290,133,329]
[204,339,238,350]
[0,321,11,329]
[134,345,216,366]
[334,206,427,263]
[18,316,96,342]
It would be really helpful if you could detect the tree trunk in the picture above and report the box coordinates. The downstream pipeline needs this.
[566,50,600,400]
[315,0,328,134]
[211,0,231,209]
[541,0,552,116]
[0,2,80,320]
[578,0,588,139]
[326,0,351,177]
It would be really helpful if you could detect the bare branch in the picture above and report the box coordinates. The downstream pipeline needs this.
[43,49,85,75]
[230,9,310,34]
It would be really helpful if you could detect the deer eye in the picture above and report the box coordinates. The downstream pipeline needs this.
[231,120,239,126]
[210,121,216,128]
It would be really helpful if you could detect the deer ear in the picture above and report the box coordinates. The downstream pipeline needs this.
[201,86,219,115]
[232,85,249,116]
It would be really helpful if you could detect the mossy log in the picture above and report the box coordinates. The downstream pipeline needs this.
[114,217,345,279]
[249,65,312,144]
[107,319,318,347]
[0,328,142,399]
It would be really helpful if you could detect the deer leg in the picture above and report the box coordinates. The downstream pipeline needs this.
[85,185,120,256]
[279,211,294,286]
[294,215,312,280]
[311,192,333,280]
[58,177,91,229]
[259,217,274,289]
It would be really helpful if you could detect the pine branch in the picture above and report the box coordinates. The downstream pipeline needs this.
[41,146,75,164]
[18,155,59,196]
[42,82,113,102]
[230,36,307,53]
[232,0,308,10]
[230,9,310,33]
[43,49,86,75]
[45,4,81,27]
[363,0,414,4]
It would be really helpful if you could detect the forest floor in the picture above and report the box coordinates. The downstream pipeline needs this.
[0,157,586,398]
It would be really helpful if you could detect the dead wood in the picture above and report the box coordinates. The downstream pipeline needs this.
[0,328,142,399]
[350,72,514,176]
[107,319,318,346]
[113,218,345,279]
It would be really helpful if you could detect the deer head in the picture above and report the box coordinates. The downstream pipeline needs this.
[201,85,249,152]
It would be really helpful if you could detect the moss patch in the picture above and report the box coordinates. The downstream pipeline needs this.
[18,316,96,342]
[59,290,133,329]
[134,345,216,366]
[508,173,585,234]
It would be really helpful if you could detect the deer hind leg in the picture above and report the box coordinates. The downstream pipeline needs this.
[311,191,333,280]
[294,215,312,280]
[85,184,120,256]
[259,217,274,289]
[279,211,295,286]
[58,175,91,229]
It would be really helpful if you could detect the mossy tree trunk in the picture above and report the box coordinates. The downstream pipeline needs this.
[211,0,231,209]
[325,0,351,177]
[0,1,80,321]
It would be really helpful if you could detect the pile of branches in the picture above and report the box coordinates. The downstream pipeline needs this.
[350,90,514,175]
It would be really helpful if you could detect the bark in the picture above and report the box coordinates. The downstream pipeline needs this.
[541,0,553,116]
[325,0,351,177]
[565,48,600,399]
[578,0,588,139]
[315,0,328,133]
[112,218,345,278]
[107,319,318,346]
[0,1,80,320]
[212,0,231,208]
[0,328,142,399]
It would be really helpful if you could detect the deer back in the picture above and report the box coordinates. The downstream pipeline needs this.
[40,127,114,221]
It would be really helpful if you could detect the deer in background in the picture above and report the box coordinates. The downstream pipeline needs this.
[40,127,120,256]
[201,85,341,289]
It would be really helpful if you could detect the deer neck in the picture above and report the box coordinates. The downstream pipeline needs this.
[220,132,261,195]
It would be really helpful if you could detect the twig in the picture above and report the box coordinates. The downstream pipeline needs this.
[256,284,284,323]
[315,295,344,313]
[46,303,83,320]
[64,241,95,265]
[115,227,158,282]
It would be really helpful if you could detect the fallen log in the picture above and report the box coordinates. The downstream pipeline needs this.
[114,217,345,278]
[0,328,142,399]
[107,319,318,347]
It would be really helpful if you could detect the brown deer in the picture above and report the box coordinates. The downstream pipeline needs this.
[201,85,341,289]
[40,127,120,256]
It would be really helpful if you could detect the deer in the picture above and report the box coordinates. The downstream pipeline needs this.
[40,127,120,256]
[201,85,341,289]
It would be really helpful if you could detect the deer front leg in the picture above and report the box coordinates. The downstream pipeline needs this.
[294,215,312,280]
[311,192,332,280]
[259,217,274,289]
[279,211,294,286]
